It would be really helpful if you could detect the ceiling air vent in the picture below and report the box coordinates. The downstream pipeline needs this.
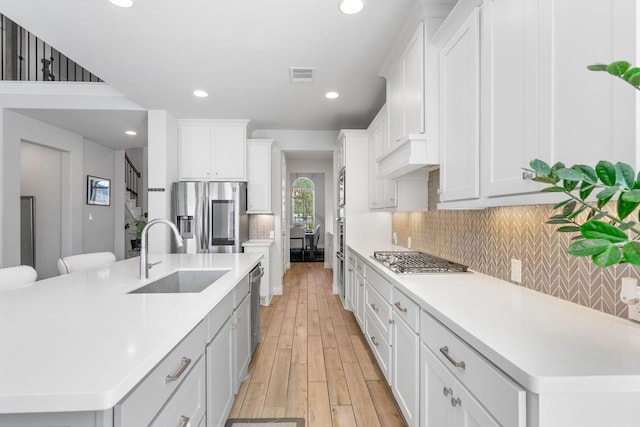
[289,67,315,83]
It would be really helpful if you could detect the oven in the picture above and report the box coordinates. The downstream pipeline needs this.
[336,217,345,298]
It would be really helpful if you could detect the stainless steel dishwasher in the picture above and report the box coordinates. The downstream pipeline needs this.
[249,263,264,355]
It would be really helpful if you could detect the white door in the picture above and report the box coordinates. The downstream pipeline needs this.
[393,312,420,427]
[234,295,252,391]
[206,319,234,427]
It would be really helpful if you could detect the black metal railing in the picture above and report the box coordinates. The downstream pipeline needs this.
[125,153,141,203]
[1,14,102,82]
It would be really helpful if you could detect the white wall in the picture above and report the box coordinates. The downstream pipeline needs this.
[83,139,116,255]
[250,129,338,293]
[20,142,63,279]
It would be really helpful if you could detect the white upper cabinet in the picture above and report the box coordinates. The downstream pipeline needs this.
[387,22,425,146]
[178,120,248,181]
[247,139,273,213]
[435,0,638,208]
[437,7,481,203]
[369,106,398,210]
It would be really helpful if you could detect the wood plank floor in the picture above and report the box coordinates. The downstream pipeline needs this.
[229,263,407,427]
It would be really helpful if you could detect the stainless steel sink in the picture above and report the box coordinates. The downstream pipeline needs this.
[129,270,230,294]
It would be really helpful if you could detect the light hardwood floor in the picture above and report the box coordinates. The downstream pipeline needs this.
[228,263,407,427]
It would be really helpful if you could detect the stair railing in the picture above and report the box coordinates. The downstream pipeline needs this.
[125,153,141,205]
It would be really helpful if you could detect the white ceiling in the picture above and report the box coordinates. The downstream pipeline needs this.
[0,0,418,139]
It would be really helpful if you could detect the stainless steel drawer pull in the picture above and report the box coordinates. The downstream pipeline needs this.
[440,346,466,369]
[180,415,191,427]
[394,302,407,313]
[451,397,461,408]
[443,387,452,397]
[370,303,379,313]
[166,357,192,383]
[370,336,379,346]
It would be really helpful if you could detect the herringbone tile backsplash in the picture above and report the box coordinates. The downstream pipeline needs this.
[392,171,639,318]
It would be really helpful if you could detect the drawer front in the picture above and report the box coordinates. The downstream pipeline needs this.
[365,284,391,342]
[420,311,526,427]
[355,256,365,276]
[207,291,234,343]
[347,251,356,267]
[366,266,392,304]
[365,311,392,384]
[115,321,206,427]
[234,274,250,308]
[150,356,206,427]
[392,287,419,333]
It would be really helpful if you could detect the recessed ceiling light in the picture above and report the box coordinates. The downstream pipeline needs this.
[193,89,209,98]
[108,0,133,8]
[125,130,137,136]
[339,0,364,14]
[325,91,340,99]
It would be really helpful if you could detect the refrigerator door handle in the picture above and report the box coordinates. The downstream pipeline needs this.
[203,194,210,251]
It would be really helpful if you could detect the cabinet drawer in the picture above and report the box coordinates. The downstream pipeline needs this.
[150,356,206,427]
[355,256,365,276]
[392,287,419,333]
[115,321,206,427]
[365,311,392,384]
[207,291,234,343]
[366,266,392,303]
[365,284,391,342]
[420,311,526,427]
[347,251,356,266]
[234,274,250,308]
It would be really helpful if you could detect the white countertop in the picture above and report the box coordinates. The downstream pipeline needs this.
[0,253,261,414]
[242,239,275,247]
[348,243,640,394]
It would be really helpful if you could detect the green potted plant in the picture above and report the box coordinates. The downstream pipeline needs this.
[125,212,148,251]
[525,61,640,269]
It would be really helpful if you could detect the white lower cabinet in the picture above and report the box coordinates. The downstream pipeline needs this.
[421,343,499,427]
[355,269,366,329]
[206,319,234,427]
[392,309,420,426]
[234,294,252,391]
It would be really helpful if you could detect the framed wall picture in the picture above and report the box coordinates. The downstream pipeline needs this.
[87,175,111,206]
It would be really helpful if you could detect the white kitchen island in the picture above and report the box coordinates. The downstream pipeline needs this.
[0,253,261,426]
[346,243,640,427]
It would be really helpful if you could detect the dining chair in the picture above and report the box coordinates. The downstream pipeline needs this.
[313,224,322,258]
[57,252,116,275]
[0,265,37,290]
[290,226,306,262]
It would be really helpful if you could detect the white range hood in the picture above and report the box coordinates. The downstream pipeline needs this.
[376,133,439,179]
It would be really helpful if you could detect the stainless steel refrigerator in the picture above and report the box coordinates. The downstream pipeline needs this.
[172,181,248,253]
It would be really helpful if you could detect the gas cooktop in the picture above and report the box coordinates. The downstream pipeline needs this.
[372,251,468,274]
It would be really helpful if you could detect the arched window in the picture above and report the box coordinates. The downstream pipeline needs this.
[291,177,315,231]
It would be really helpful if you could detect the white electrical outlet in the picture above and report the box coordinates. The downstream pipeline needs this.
[629,305,640,323]
[407,237,412,249]
[511,259,522,283]
[269,230,275,239]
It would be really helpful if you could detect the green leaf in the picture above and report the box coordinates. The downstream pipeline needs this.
[532,176,558,184]
[564,180,578,192]
[595,186,618,202]
[572,164,598,184]
[587,64,608,71]
[557,226,581,233]
[555,167,587,182]
[580,221,629,243]
[629,72,640,87]
[553,199,572,210]
[623,241,640,265]
[606,61,630,76]
[529,159,551,176]
[567,205,588,220]
[579,181,595,200]
[541,186,567,193]
[566,239,612,256]
[617,197,639,220]
[590,212,607,221]
[547,218,572,225]
[562,201,577,217]
[622,67,640,82]
[596,161,616,185]
[551,162,566,172]
[592,245,622,267]
[622,189,640,202]
[616,162,636,189]
[571,235,585,241]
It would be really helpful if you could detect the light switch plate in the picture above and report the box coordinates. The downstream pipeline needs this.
[269,230,275,239]
[511,259,522,283]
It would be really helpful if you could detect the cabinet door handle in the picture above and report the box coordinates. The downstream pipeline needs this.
[394,302,407,313]
[166,357,192,383]
[451,397,462,408]
[440,346,466,370]
[370,335,379,346]
[180,415,191,427]
[370,303,379,313]
[443,387,452,397]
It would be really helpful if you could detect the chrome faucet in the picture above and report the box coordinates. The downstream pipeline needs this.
[140,218,184,280]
